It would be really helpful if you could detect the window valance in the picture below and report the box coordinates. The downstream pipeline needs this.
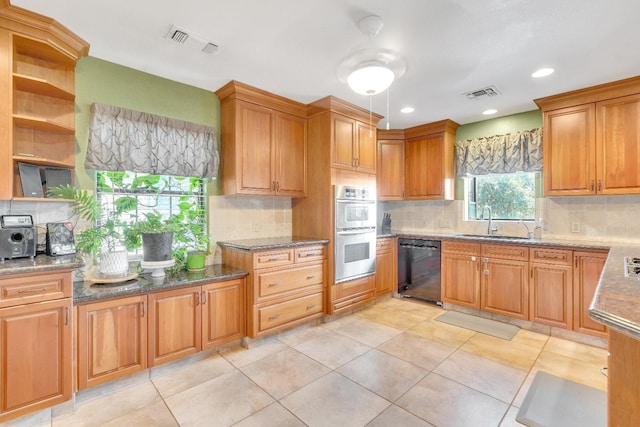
[455,128,542,176]
[85,103,220,179]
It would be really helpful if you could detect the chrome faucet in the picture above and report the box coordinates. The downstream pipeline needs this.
[482,205,498,235]
[519,220,533,239]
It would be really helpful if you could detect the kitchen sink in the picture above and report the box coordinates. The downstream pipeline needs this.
[455,234,532,240]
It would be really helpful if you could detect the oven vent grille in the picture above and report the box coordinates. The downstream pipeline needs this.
[464,86,501,100]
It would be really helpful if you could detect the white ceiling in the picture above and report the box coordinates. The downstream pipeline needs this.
[12,0,640,128]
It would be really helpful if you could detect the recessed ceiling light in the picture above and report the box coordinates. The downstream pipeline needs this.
[400,106,414,114]
[532,68,554,78]
[482,109,498,115]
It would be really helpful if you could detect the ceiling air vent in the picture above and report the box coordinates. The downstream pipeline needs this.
[464,86,501,100]
[166,26,190,44]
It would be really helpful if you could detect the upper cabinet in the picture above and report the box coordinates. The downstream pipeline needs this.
[216,81,307,197]
[0,2,89,200]
[535,76,640,196]
[377,129,404,200]
[331,114,377,174]
[377,119,458,201]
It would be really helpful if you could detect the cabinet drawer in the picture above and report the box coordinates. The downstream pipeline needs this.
[530,247,573,265]
[253,248,295,269]
[333,275,374,300]
[258,293,323,331]
[0,270,72,308]
[295,245,326,263]
[482,244,529,261]
[442,241,480,256]
[376,238,393,253]
[257,264,324,299]
[333,290,375,311]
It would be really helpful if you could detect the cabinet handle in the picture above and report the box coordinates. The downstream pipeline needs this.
[306,275,316,280]
[531,268,533,278]
[269,314,280,320]
[202,291,207,305]
[141,300,146,318]
[299,251,322,257]
[276,181,280,191]
[598,180,602,191]
[65,306,70,326]
[537,253,562,260]
[18,287,48,293]
[268,283,279,287]
[196,292,200,306]
[575,256,578,268]
[483,257,489,275]
[306,304,316,310]
[272,181,276,191]
[591,180,595,191]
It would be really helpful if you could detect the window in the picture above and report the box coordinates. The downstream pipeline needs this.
[95,171,207,255]
[465,172,536,220]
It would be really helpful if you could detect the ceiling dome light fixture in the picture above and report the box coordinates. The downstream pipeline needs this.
[532,68,554,78]
[338,15,406,96]
[400,106,415,114]
[482,109,498,115]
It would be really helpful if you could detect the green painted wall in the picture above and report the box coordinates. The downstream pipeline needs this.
[74,56,221,192]
[453,110,543,199]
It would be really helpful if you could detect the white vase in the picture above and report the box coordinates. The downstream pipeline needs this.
[99,250,129,276]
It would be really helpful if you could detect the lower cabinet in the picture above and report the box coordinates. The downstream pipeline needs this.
[442,241,481,309]
[608,329,640,427]
[529,248,573,329]
[0,298,72,422]
[77,295,147,390]
[76,278,246,389]
[375,237,397,296]
[481,244,529,320]
[573,250,608,337]
[331,275,375,314]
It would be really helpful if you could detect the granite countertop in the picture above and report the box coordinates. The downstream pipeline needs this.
[73,264,248,304]
[590,246,640,340]
[217,236,329,251]
[0,254,83,276]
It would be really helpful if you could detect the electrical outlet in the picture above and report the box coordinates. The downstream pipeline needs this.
[571,222,581,233]
[252,222,260,232]
[439,218,451,228]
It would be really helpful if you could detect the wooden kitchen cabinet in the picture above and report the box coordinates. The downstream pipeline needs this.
[0,269,73,423]
[607,329,640,427]
[403,119,459,200]
[216,81,307,197]
[375,237,397,296]
[442,241,481,309]
[573,250,608,337]
[331,274,375,314]
[0,5,89,200]
[331,114,377,174]
[147,286,202,367]
[76,295,147,390]
[221,244,326,338]
[376,130,404,200]
[202,278,246,349]
[529,247,573,329]
[535,75,640,196]
[481,244,529,320]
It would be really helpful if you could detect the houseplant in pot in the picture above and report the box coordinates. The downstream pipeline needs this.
[48,184,137,276]
[124,210,182,263]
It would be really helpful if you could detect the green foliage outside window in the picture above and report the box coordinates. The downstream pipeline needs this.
[467,172,535,220]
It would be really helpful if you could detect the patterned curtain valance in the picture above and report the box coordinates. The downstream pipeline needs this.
[85,103,220,179]
[455,128,542,177]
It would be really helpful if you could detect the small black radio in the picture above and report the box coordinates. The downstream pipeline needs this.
[45,222,77,256]
[0,215,37,261]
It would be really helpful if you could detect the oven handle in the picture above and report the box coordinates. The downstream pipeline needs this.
[336,229,376,236]
[335,199,376,205]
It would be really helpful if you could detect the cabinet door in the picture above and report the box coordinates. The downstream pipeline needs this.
[442,252,480,309]
[202,279,246,349]
[148,287,201,367]
[375,238,396,296]
[596,93,640,194]
[377,139,404,200]
[0,299,71,420]
[76,295,147,390]
[543,104,596,195]
[355,121,376,174]
[237,101,274,194]
[332,115,355,170]
[573,251,607,337]
[481,258,529,320]
[530,263,573,329]
[274,112,307,197]
[404,133,444,199]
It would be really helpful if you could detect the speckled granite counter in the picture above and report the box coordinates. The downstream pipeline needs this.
[590,246,640,340]
[217,236,329,251]
[73,264,248,304]
[0,254,83,276]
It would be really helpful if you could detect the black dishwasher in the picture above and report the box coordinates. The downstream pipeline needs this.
[397,238,442,305]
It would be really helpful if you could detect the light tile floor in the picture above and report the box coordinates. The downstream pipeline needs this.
[13,297,609,427]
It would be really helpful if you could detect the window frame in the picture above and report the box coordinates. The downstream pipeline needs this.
[464,172,537,222]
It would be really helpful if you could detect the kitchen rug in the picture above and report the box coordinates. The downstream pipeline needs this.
[516,371,606,427]
[435,311,519,340]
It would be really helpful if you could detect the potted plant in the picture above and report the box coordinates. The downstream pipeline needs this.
[48,184,137,276]
[124,210,182,262]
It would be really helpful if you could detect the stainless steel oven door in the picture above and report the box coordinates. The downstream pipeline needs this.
[335,199,376,230]
[335,228,376,283]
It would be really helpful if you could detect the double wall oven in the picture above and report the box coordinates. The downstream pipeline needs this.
[334,185,376,283]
